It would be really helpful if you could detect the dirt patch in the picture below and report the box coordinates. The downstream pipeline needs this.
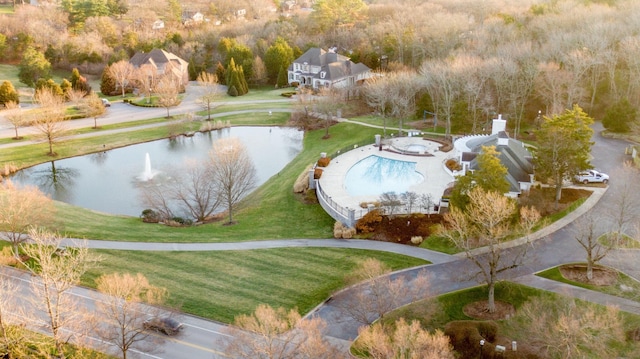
[515,187,592,217]
[559,264,618,286]
[368,214,444,245]
[463,300,516,320]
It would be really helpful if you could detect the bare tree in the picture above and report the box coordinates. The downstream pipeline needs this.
[387,71,419,136]
[440,187,540,313]
[0,274,30,358]
[421,60,461,138]
[379,192,402,215]
[401,191,419,213]
[2,101,27,140]
[109,60,136,98]
[209,137,257,224]
[363,72,392,137]
[0,180,55,257]
[196,71,221,121]
[420,193,434,216]
[95,272,167,359]
[605,163,640,244]
[33,87,69,156]
[20,229,96,359]
[139,181,176,221]
[337,258,432,325]
[135,64,158,104]
[224,304,346,359]
[314,87,342,139]
[510,296,625,358]
[173,160,222,222]
[155,76,181,118]
[353,318,454,359]
[573,213,610,282]
[65,88,86,107]
[81,92,106,129]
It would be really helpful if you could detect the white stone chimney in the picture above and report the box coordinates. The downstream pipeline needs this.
[491,114,506,135]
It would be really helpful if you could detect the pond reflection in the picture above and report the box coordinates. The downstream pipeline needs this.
[11,127,303,217]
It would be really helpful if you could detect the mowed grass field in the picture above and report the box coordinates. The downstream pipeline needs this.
[84,248,429,323]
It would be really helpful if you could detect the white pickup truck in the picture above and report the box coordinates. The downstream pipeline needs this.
[575,170,609,184]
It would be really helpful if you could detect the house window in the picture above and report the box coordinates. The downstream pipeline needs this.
[320,71,326,79]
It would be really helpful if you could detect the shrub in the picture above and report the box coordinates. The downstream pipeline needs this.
[293,164,312,193]
[342,227,356,239]
[356,209,383,234]
[0,247,18,266]
[281,91,296,98]
[317,157,331,167]
[445,158,462,171]
[334,221,356,239]
[333,221,345,238]
[477,321,498,342]
[410,236,424,245]
[314,168,323,179]
[444,320,498,357]
[141,209,160,223]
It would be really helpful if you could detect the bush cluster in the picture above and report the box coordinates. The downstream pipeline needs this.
[317,157,331,167]
[355,209,383,234]
[444,320,498,358]
[410,236,424,244]
[445,158,462,171]
[293,165,312,193]
[280,91,296,98]
[140,209,160,223]
[333,221,356,239]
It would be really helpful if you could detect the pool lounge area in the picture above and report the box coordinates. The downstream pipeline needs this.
[316,137,455,227]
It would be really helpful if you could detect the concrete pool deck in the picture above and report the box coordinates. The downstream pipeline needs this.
[318,137,457,217]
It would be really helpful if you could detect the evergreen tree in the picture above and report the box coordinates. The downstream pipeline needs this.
[18,47,51,87]
[603,98,636,133]
[449,145,510,210]
[226,58,248,96]
[276,66,289,88]
[215,62,226,85]
[0,80,19,106]
[535,105,594,206]
[70,68,82,88]
[100,65,117,96]
[35,79,64,98]
[264,37,294,84]
[60,79,72,98]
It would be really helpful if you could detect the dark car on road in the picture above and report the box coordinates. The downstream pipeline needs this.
[143,317,183,336]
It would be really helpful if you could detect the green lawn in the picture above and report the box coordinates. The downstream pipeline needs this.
[537,265,640,302]
[84,247,429,323]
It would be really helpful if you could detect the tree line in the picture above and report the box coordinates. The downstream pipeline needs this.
[3,0,640,128]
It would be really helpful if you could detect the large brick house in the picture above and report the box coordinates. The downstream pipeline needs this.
[129,49,189,91]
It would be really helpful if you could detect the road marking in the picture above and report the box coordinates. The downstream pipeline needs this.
[183,323,233,338]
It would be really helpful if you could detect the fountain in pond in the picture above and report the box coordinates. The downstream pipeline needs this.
[139,153,157,181]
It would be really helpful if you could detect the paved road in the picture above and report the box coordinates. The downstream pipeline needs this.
[3,84,640,356]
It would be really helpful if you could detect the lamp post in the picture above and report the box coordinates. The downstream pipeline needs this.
[480,339,485,359]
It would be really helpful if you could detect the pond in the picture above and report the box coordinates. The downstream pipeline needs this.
[10,127,303,217]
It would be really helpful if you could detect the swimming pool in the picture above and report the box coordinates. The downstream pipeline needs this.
[344,155,424,196]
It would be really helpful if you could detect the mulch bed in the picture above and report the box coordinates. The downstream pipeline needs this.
[559,263,618,286]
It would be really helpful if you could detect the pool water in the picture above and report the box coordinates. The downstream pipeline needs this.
[344,155,424,196]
